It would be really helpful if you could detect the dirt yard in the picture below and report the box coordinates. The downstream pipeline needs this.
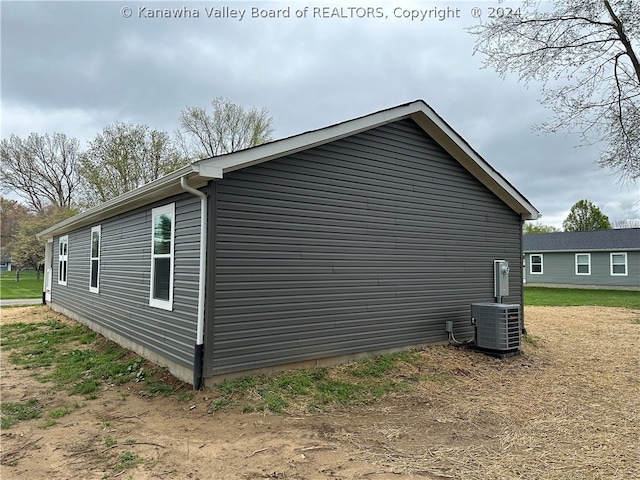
[1,305,639,480]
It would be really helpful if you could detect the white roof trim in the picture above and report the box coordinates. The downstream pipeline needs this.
[38,163,225,240]
[38,99,539,240]
[525,248,640,253]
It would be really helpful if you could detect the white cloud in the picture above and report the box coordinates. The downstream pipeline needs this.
[1,103,113,147]
[1,0,638,227]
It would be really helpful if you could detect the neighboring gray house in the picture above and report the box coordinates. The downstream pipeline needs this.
[0,256,12,271]
[38,100,539,387]
[523,229,640,290]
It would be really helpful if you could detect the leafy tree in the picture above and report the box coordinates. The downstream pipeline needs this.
[524,222,561,234]
[469,0,640,181]
[0,197,29,256]
[11,207,76,277]
[562,199,612,231]
[79,123,188,206]
[178,97,274,159]
[0,133,81,212]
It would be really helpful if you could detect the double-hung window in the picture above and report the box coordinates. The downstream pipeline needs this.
[58,236,68,285]
[610,253,628,276]
[575,253,591,275]
[150,204,175,310]
[529,254,543,274]
[90,226,101,293]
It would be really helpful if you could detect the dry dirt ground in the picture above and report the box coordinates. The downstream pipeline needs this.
[1,305,639,480]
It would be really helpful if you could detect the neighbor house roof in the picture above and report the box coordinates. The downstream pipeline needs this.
[38,99,540,240]
[523,229,640,252]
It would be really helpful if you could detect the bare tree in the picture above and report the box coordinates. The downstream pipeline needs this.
[79,123,189,206]
[0,133,81,212]
[178,97,274,159]
[613,218,640,228]
[468,0,640,181]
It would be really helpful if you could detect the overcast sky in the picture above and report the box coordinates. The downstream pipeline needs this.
[2,0,639,228]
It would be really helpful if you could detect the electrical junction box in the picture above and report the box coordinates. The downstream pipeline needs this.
[494,260,509,299]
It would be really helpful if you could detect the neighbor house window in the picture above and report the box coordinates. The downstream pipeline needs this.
[575,253,591,275]
[90,226,101,293]
[58,235,68,285]
[529,254,543,274]
[610,253,628,276]
[149,204,175,310]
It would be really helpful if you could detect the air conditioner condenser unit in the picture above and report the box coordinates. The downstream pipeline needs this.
[471,303,521,352]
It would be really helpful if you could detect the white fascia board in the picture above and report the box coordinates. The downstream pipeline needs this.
[37,163,220,240]
[524,248,640,253]
[191,163,224,179]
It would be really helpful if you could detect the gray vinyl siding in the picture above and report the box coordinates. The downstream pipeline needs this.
[50,192,202,369]
[525,251,640,288]
[207,119,523,375]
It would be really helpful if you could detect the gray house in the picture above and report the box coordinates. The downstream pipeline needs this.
[523,229,640,289]
[38,100,539,387]
[0,256,12,272]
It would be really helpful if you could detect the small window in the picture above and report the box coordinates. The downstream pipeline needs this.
[575,253,591,275]
[610,253,628,276]
[58,235,68,285]
[90,226,101,293]
[150,204,175,310]
[529,254,543,274]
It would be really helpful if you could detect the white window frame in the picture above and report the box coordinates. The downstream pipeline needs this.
[58,235,68,285]
[90,225,101,293]
[610,252,628,276]
[149,204,175,310]
[575,253,591,276]
[529,254,543,275]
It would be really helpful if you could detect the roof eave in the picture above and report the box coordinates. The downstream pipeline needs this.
[37,165,221,240]
[524,248,640,253]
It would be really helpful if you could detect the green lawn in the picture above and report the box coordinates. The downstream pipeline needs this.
[0,270,43,300]
[524,286,640,309]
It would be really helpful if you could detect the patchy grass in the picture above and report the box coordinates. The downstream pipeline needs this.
[0,270,42,299]
[39,408,73,429]
[524,287,640,309]
[2,319,138,395]
[0,399,42,429]
[104,435,117,448]
[0,315,193,429]
[208,351,420,414]
[2,306,639,479]
[522,333,542,347]
[36,404,80,429]
[113,450,142,471]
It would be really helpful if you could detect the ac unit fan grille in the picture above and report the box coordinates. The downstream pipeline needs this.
[471,303,521,351]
